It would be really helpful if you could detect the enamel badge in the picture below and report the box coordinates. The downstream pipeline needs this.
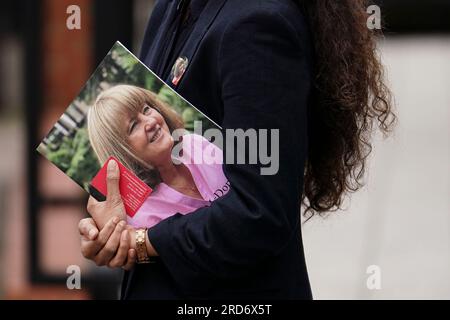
[170,56,189,86]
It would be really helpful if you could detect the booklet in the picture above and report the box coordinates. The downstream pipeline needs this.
[37,41,229,228]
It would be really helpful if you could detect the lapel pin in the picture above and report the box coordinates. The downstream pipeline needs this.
[171,56,189,86]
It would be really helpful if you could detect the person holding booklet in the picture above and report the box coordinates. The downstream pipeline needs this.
[79,0,395,299]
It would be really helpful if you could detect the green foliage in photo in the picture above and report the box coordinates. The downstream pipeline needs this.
[46,127,100,191]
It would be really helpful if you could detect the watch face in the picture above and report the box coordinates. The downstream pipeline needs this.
[136,229,145,242]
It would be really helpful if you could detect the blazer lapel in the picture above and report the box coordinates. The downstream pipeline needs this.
[142,0,182,75]
[164,0,228,87]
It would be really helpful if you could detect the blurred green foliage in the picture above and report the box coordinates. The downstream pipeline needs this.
[46,127,100,191]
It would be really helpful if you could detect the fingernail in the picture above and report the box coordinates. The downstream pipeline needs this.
[107,159,118,173]
[89,229,97,239]
[119,221,126,229]
[113,216,120,224]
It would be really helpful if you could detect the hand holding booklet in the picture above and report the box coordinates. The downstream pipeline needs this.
[90,156,153,218]
[37,42,230,229]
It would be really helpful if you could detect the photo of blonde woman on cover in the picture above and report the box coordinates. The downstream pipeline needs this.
[87,84,230,229]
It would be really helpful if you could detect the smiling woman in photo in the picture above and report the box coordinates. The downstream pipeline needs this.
[86,84,230,229]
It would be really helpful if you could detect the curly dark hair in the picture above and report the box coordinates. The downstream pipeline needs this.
[301,0,396,219]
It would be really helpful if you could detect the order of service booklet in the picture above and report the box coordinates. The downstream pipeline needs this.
[37,41,230,228]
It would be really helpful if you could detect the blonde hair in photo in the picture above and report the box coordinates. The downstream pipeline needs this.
[87,84,184,187]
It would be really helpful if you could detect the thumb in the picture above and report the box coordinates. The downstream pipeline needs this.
[106,159,121,203]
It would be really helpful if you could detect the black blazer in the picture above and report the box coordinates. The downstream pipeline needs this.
[121,0,315,299]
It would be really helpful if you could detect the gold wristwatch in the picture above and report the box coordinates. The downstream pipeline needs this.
[135,228,151,264]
